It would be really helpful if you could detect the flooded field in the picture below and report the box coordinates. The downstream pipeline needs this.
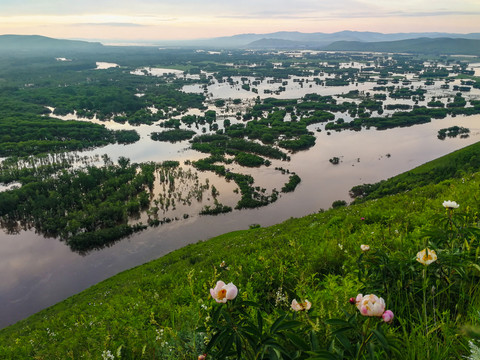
[1,54,480,328]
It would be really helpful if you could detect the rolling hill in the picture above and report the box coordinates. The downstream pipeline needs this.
[322,37,480,56]
[0,34,103,53]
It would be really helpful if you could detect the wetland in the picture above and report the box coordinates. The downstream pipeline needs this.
[1,47,480,328]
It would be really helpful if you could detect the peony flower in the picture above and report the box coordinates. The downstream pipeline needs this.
[443,200,459,209]
[198,354,206,360]
[291,299,312,311]
[210,281,238,303]
[416,248,437,266]
[360,244,370,252]
[355,294,386,317]
[382,310,394,323]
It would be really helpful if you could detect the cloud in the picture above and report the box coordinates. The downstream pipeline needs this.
[386,10,480,17]
[2,0,478,21]
[0,0,478,40]
[219,7,480,21]
[72,22,149,27]
[217,13,321,20]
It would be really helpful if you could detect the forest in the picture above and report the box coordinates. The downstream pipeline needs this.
[0,45,480,251]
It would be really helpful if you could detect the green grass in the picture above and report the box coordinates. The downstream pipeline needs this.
[1,148,480,358]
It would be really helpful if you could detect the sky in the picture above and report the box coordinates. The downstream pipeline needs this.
[0,0,479,43]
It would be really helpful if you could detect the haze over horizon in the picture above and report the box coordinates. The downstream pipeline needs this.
[0,0,479,43]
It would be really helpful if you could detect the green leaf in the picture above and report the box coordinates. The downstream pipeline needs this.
[310,330,320,351]
[270,347,282,360]
[235,333,243,359]
[372,329,389,350]
[241,300,260,307]
[206,329,227,353]
[257,309,264,333]
[285,331,310,350]
[244,324,262,338]
[270,314,288,333]
[305,350,339,360]
[469,263,480,274]
[367,341,375,360]
[242,331,259,350]
[218,333,235,358]
[331,326,354,335]
[274,320,303,333]
[212,305,223,324]
[325,319,352,327]
[335,333,354,353]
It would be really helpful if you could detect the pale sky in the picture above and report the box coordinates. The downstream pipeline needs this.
[0,0,479,42]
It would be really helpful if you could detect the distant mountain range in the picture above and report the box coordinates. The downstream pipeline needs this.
[1,32,480,56]
[170,30,480,48]
[243,37,480,56]
[0,34,103,53]
[322,37,480,56]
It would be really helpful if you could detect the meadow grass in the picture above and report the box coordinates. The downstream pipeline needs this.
[1,165,480,358]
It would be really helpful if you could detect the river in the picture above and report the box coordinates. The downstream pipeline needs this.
[1,64,480,329]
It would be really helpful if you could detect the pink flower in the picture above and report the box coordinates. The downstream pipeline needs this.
[361,217,365,221]
[360,244,370,252]
[291,299,312,311]
[382,310,394,323]
[210,281,238,303]
[355,294,385,317]
[198,354,207,360]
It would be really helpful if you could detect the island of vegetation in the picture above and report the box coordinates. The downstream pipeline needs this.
[437,125,470,140]
[1,40,480,257]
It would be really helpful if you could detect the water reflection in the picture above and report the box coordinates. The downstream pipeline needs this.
[95,62,119,70]
[2,114,480,328]
[2,61,480,328]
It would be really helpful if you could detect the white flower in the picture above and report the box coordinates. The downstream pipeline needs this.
[416,248,437,266]
[210,281,238,303]
[355,294,385,317]
[360,244,370,252]
[443,200,459,209]
[291,299,312,311]
[101,350,115,360]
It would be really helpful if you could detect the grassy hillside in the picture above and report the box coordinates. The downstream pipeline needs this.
[1,148,480,358]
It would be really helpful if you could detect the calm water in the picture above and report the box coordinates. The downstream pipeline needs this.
[1,68,480,328]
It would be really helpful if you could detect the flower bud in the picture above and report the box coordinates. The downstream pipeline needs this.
[382,310,394,323]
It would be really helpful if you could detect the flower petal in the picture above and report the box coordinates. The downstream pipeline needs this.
[225,283,238,300]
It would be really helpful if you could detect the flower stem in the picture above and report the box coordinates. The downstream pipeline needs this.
[357,331,374,359]
[356,318,373,359]
[423,268,430,359]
